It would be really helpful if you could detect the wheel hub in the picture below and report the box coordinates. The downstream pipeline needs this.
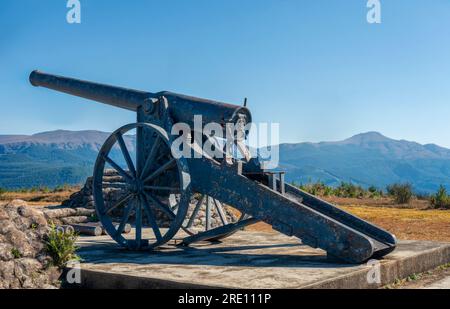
[129,179,144,194]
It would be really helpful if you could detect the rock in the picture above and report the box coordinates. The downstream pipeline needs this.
[0,208,9,220]
[0,200,61,288]
[0,243,14,261]
[7,199,28,208]
[4,228,35,257]
[18,206,47,226]
[61,216,90,225]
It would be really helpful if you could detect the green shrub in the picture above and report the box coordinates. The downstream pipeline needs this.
[39,186,50,193]
[44,225,80,268]
[368,185,378,193]
[387,183,413,204]
[299,181,332,196]
[53,184,71,192]
[11,248,22,259]
[334,182,365,198]
[323,185,334,197]
[430,185,450,209]
[0,187,6,197]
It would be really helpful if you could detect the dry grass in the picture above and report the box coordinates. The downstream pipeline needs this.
[246,196,450,242]
[339,205,450,242]
[0,188,79,206]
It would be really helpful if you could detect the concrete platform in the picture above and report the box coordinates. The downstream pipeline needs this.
[71,231,450,289]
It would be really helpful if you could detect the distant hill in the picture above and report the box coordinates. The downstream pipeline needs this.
[279,132,450,193]
[0,130,449,193]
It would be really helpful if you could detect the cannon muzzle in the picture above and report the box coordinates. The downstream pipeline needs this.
[30,70,252,128]
[30,70,150,112]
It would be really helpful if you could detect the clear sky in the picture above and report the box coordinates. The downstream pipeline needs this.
[1,0,450,147]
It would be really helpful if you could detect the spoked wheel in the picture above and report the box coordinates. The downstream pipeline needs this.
[93,123,191,250]
[179,194,250,242]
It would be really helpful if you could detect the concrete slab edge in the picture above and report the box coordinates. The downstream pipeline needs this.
[65,244,450,289]
[303,244,450,289]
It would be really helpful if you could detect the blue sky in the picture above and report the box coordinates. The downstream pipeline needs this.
[1,0,450,147]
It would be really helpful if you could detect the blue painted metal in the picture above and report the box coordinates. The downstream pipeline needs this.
[29,70,397,263]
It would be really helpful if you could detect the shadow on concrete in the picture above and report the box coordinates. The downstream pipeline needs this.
[77,241,354,268]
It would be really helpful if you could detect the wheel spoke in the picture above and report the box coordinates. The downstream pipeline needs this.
[141,194,163,241]
[105,193,133,215]
[213,199,228,225]
[102,182,128,189]
[206,197,212,231]
[103,155,133,182]
[155,148,170,163]
[143,185,180,192]
[116,132,136,178]
[135,197,142,245]
[142,158,176,183]
[143,192,175,219]
[115,199,135,236]
[140,136,160,180]
[187,195,206,228]
[136,125,144,179]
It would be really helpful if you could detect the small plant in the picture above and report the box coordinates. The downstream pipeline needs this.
[0,187,6,197]
[11,248,22,259]
[430,185,450,209]
[44,224,80,268]
[368,185,383,198]
[407,273,421,282]
[387,183,413,204]
[53,184,71,193]
[299,181,332,196]
[334,182,365,198]
[368,185,377,193]
[323,185,334,197]
[40,186,50,193]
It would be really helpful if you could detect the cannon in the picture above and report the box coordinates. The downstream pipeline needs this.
[30,70,397,263]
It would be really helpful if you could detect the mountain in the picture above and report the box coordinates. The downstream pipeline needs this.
[0,130,449,193]
[0,130,135,189]
[279,132,450,193]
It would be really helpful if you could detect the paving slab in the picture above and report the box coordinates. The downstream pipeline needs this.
[70,230,450,289]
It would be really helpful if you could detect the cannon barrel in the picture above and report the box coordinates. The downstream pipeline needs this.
[30,70,252,128]
[30,70,149,112]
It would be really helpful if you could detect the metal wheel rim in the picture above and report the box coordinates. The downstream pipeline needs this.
[92,122,191,250]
